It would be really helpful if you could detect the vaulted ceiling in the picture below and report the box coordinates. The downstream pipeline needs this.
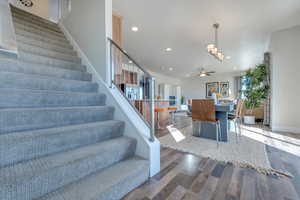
[113,0,300,78]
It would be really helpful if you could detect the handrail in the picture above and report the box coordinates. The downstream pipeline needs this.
[107,38,152,77]
[108,37,155,142]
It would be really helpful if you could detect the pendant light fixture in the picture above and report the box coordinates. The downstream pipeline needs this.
[207,23,225,62]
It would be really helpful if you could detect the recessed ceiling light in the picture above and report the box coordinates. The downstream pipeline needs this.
[169,67,174,71]
[186,74,190,77]
[226,56,231,60]
[128,60,133,64]
[165,48,173,52]
[131,26,139,32]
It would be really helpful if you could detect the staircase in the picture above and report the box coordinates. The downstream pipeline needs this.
[0,5,149,200]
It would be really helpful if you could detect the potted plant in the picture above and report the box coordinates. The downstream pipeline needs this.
[243,64,269,124]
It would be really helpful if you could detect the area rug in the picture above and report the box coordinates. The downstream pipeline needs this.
[159,123,291,177]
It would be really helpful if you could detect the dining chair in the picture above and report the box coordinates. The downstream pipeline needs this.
[228,99,245,143]
[192,99,221,147]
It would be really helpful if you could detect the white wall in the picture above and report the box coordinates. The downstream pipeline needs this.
[181,73,239,101]
[61,0,111,82]
[10,0,49,19]
[48,0,59,22]
[269,25,300,134]
[149,71,181,96]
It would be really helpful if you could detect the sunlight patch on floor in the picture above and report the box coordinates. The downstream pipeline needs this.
[239,125,300,157]
[167,125,186,142]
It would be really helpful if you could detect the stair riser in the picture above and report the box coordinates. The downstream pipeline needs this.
[92,161,149,200]
[15,31,72,49]
[0,121,125,167]
[0,89,105,108]
[16,35,76,56]
[18,42,81,63]
[0,139,136,200]
[0,58,92,81]
[13,17,63,36]
[0,72,97,92]
[38,158,149,200]
[0,106,114,135]
[15,27,68,45]
[18,52,85,72]
[11,8,58,27]
[12,15,62,33]
[15,23,66,41]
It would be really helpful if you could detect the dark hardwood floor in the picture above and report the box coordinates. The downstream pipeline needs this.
[123,113,300,200]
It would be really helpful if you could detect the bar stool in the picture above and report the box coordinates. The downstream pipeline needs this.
[228,99,245,143]
[155,108,165,130]
[168,107,177,124]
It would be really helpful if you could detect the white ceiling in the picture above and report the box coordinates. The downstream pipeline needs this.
[112,0,300,78]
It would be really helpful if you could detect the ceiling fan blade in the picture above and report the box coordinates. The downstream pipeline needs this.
[207,71,216,74]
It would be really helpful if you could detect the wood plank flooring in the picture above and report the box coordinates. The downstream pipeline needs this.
[123,113,300,200]
[124,147,299,200]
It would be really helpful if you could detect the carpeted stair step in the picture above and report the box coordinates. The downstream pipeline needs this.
[0,88,105,108]
[0,58,92,81]
[16,34,77,56]
[18,41,81,63]
[12,11,60,31]
[12,11,61,32]
[0,71,97,92]
[15,30,72,49]
[0,106,114,135]
[15,27,69,45]
[0,120,125,168]
[12,16,62,34]
[11,6,59,27]
[14,22,66,41]
[38,157,150,200]
[0,137,137,200]
[18,52,86,72]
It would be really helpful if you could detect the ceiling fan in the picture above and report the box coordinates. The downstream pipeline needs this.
[198,68,216,77]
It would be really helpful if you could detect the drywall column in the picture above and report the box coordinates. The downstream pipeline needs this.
[61,0,111,83]
[0,0,17,55]
[269,25,300,133]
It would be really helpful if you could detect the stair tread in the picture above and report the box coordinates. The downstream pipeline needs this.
[19,51,81,65]
[17,39,77,56]
[0,120,123,143]
[15,24,67,41]
[0,71,95,86]
[18,42,80,62]
[0,105,113,112]
[0,137,137,200]
[0,87,102,96]
[15,27,69,44]
[15,30,72,48]
[0,136,134,184]
[12,16,63,34]
[13,18,64,37]
[0,57,87,74]
[11,6,58,26]
[38,157,149,200]
[0,120,124,168]
[18,52,86,72]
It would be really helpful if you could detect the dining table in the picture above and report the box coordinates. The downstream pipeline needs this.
[192,103,234,142]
